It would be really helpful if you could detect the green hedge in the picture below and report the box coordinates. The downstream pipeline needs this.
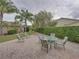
[8,29,17,35]
[35,26,79,43]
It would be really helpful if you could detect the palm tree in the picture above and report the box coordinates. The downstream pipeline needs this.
[33,10,53,28]
[15,9,33,32]
[15,16,23,32]
[0,0,17,35]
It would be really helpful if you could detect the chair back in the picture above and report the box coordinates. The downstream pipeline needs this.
[63,36,68,44]
[38,34,44,40]
[16,34,21,40]
[50,33,55,37]
[41,40,48,48]
[49,33,56,41]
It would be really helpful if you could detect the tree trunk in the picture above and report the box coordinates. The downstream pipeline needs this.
[0,11,3,35]
[19,22,23,33]
[24,19,27,32]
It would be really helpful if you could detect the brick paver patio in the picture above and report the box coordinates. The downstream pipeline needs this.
[0,34,79,59]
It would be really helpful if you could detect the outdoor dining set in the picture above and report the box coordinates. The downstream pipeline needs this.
[38,33,68,53]
[16,33,68,53]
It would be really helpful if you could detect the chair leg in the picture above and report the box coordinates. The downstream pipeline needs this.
[54,42,57,49]
[63,45,65,50]
[41,46,43,50]
[41,43,43,50]
[46,44,49,53]
[50,44,52,49]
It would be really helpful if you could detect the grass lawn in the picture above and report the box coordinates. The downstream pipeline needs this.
[0,31,35,43]
[0,34,16,43]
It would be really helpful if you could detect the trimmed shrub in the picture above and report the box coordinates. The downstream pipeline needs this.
[34,26,79,43]
[8,29,17,35]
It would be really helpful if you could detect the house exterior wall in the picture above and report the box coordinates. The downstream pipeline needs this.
[69,22,79,26]
[56,18,79,27]
[0,27,8,35]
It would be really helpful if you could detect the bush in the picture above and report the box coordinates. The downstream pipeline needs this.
[8,29,17,35]
[34,26,79,43]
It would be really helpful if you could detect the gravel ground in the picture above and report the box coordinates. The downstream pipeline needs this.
[0,34,79,59]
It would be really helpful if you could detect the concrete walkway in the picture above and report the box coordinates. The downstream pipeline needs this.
[0,34,79,59]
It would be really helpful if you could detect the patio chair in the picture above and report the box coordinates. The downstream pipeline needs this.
[16,34,24,42]
[20,32,28,39]
[50,33,55,37]
[41,40,49,53]
[38,34,44,43]
[54,36,68,49]
[38,34,49,53]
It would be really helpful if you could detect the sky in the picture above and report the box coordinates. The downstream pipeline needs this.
[4,0,79,22]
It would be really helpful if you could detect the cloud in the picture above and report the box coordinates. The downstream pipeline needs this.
[70,7,79,18]
[10,0,79,19]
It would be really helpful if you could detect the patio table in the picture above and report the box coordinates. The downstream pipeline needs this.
[39,34,59,53]
[43,35,58,42]
[43,35,58,48]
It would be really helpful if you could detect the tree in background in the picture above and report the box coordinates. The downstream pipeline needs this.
[48,20,57,27]
[15,9,33,32]
[32,10,53,29]
[0,0,17,35]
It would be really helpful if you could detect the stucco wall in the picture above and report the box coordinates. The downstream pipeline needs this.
[56,19,79,27]
[0,27,8,35]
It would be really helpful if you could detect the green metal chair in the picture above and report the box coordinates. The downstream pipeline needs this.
[54,36,68,49]
[41,40,49,53]
[38,34,49,53]
[16,33,24,42]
